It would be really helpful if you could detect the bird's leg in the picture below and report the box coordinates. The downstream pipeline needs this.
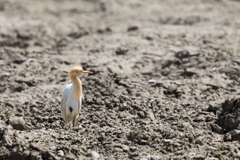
[72,118,75,127]
[68,123,71,130]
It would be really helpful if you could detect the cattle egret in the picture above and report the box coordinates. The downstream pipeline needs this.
[61,66,91,127]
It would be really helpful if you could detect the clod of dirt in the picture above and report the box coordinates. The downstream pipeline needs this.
[9,117,25,130]
[127,26,139,32]
[116,48,128,55]
[218,98,240,130]
[97,27,111,34]
[90,151,100,159]
[57,150,64,157]
[175,50,190,59]
[208,103,221,112]
[216,98,240,141]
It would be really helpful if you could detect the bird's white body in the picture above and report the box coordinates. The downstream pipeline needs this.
[60,66,91,127]
[61,83,82,123]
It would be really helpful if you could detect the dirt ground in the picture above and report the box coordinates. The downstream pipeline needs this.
[1,0,240,159]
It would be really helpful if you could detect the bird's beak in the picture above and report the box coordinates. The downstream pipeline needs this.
[82,71,92,74]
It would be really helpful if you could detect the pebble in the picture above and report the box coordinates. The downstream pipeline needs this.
[2,72,10,76]
[57,150,64,157]
[191,130,195,136]
[148,79,156,84]
[9,117,25,130]
[78,125,82,129]
[171,125,177,130]
[146,154,162,159]
[188,152,196,156]
[121,145,129,152]
[90,151,100,159]
[82,137,86,142]
[130,146,137,152]
[0,126,4,130]
[180,109,186,115]
[53,121,59,125]
[216,110,221,117]
[51,146,56,150]
[45,116,48,119]
[24,58,35,65]
[123,102,127,106]
[209,146,217,150]
[162,139,172,143]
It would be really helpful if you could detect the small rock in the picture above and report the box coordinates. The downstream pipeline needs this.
[130,146,137,152]
[114,147,123,152]
[180,109,186,115]
[208,103,220,112]
[2,72,10,76]
[188,152,196,156]
[224,133,232,141]
[162,139,172,143]
[24,58,35,65]
[22,150,30,159]
[29,151,41,160]
[194,115,205,122]
[175,50,190,59]
[9,117,25,130]
[65,153,75,160]
[209,146,217,150]
[127,26,139,32]
[90,151,100,159]
[148,79,156,84]
[57,150,64,157]
[3,134,13,147]
[37,123,44,129]
[51,146,56,150]
[121,145,129,152]
[146,154,162,159]
[116,48,128,55]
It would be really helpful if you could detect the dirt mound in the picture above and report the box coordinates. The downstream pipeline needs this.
[219,98,240,131]
[215,98,240,141]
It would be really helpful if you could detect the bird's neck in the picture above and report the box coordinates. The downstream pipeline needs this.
[70,75,82,99]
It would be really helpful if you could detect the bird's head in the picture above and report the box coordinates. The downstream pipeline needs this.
[69,66,92,77]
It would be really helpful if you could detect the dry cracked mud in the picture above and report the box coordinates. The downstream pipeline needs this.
[1,0,240,159]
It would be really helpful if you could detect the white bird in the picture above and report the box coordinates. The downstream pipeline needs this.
[61,66,91,127]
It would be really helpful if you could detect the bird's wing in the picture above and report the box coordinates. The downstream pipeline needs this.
[61,97,67,122]
[61,84,72,122]
[78,96,82,115]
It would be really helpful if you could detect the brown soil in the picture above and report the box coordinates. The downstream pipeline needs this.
[1,0,240,159]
